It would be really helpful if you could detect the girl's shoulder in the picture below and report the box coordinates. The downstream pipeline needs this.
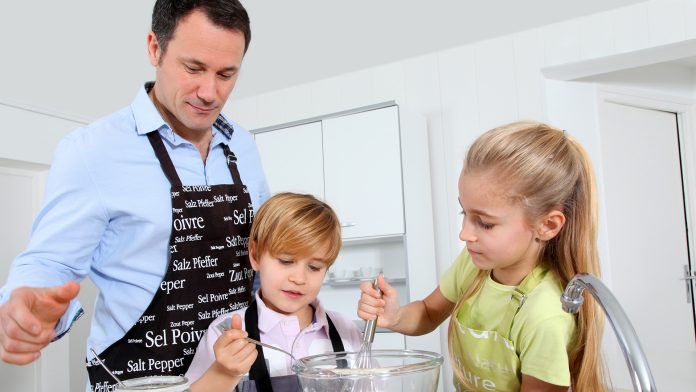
[517,272,574,326]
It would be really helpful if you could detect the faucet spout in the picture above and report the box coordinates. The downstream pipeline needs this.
[560,273,657,392]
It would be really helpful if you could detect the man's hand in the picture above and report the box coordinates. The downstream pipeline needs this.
[0,281,80,364]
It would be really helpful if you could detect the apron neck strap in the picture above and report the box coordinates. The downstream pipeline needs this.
[146,132,245,187]
[220,143,244,186]
[495,266,546,337]
[326,313,345,352]
[147,131,183,187]
[245,299,274,391]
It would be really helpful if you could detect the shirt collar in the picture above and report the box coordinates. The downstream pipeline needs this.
[130,82,235,142]
[255,292,330,335]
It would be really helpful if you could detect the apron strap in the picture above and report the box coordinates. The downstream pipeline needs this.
[220,143,244,186]
[147,131,183,187]
[326,314,345,352]
[325,312,350,369]
[495,266,546,337]
[245,300,274,392]
[148,132,245,187]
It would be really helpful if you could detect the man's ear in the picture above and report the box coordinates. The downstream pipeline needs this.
[536,210,566,241]
[147,32,161,66]
[248,240,260,271]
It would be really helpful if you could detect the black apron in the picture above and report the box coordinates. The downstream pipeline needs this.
[87,131,255,391]
[237,299,346,392]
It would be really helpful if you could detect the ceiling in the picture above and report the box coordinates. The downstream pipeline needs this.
[1,0,647,120]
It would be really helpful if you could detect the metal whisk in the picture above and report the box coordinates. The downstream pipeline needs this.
[355,277,380,369]
[348,277,382,391]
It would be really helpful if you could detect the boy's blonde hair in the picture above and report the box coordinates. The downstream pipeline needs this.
[249,192,342,266]
[448,121,607,391]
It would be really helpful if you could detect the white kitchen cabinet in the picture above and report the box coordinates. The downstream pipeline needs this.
[253,102,441,356]
[255,105,404,240]
[322,106,404,239]
[255,121,325,198]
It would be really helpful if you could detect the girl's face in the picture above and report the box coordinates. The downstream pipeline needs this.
[457,170,543,285]
[250,241,330,327]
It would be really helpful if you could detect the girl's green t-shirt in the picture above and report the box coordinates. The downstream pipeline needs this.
[440,248,576,387]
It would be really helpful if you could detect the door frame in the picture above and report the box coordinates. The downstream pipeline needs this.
[596,85,696,328]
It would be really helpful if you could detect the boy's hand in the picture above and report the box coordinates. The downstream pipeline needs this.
[213,314,257,377]
[357,274,400,329]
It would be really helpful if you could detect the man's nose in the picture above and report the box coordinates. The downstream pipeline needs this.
[196,74,216,104]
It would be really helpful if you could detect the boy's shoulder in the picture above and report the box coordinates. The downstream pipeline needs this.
[322,307,361,333]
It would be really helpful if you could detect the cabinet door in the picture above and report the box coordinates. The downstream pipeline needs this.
[255,122,325,199]
[322,106,404,238]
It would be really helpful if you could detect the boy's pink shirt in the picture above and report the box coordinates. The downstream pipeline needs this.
[185,292,364,382]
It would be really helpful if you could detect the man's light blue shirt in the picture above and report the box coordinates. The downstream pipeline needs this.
[0,84,270,356]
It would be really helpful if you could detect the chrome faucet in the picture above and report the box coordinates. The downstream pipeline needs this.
[560,273,657,392]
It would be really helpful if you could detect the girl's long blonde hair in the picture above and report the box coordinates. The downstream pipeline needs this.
[447,121,606,391]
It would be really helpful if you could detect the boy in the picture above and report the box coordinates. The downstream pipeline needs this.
[186,192,363,391]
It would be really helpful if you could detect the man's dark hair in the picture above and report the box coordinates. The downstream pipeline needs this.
[152,0,251,56]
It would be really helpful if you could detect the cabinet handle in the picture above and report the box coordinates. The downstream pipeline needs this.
[683,265,695,304]
[341,221,356,228]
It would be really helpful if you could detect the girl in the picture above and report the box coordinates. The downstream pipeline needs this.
[187,192,363,391]
[358,122,606,391]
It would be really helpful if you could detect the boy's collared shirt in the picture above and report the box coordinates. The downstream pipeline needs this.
[186,292,364,382]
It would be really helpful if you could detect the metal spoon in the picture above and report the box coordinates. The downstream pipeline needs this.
[90,348,125,388]
[245,337,297,362]
[217,317,297,361]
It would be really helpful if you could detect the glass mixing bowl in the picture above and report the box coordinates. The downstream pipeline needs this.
[113,376,190,391]
[292,349,443,392]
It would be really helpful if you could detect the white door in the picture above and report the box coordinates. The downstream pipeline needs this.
[0,166,71,392]
[255,121,325,199]
[598,102,695,390]
[322,106,404,239]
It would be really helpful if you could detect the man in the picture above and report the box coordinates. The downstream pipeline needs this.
[0,0,269,390]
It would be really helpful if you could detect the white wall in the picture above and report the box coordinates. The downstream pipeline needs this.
[0,103,85,165]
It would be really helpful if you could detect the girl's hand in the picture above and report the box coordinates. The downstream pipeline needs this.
[212,314,257,377]
[357,274,401,329]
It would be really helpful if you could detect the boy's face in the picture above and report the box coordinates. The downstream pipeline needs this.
[250,242,331,327]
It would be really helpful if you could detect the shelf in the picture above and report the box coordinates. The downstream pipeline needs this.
[342,233,404,246]
[324,277,406,287]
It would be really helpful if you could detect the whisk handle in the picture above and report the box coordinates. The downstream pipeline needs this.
[363,277,381,344]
